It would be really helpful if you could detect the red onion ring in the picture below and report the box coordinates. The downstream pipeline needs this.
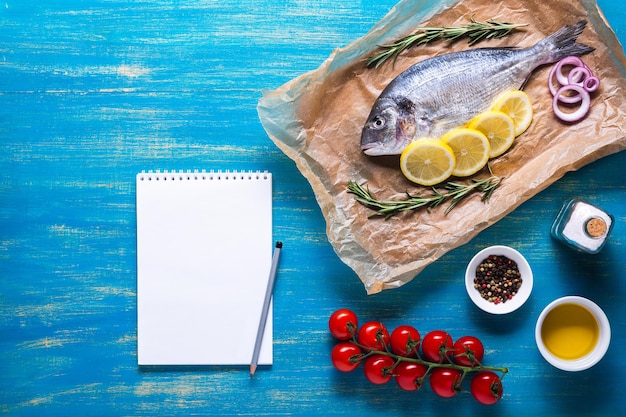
[568,66,592,85]
[548,56,599,122]
[548,61,587,100]
[584,76,600,93]
[548,65,561,97]
[549,66,583,104]
[553,56,586,85]
[566,66,600,93]
[553,84,591,122]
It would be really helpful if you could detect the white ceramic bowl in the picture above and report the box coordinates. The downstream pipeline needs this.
[535,296,610,371]
[465,245,533,314]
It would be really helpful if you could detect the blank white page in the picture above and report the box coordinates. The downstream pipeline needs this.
[136,170,273,366]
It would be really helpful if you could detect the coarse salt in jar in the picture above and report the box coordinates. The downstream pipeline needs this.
[550,199,614,254]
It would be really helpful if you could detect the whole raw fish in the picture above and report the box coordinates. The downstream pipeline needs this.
[360,20,594,156]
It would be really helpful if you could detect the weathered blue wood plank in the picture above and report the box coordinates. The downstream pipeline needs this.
[1,0,625,416]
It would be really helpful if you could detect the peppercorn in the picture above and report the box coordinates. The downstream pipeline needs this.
[473,255,522,304]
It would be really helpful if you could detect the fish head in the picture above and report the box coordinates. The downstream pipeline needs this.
[360,96,417,156]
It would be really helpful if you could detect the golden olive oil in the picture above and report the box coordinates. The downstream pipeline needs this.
[541,303,599,360]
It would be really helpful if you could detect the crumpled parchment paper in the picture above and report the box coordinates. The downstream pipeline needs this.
[257,0,626,294]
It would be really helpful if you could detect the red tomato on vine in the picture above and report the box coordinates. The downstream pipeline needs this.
[429,368,462,398]
[471,371,503,405]
[363,354,395,385]
[358,321,390,351]
[328,309,358,340]
[421,330,453,363]
[331,342,362,373]
[394,361,427,391]
[453,335,485,367]
[390,325,421,357]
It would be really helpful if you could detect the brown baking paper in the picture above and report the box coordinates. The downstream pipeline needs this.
[258,0,626,294]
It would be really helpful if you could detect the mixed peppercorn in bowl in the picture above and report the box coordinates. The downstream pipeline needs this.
[465,245,533,314]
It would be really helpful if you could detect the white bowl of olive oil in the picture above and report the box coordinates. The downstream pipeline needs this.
[535,296,611,371]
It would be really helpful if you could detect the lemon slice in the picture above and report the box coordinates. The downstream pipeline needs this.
[400,139,456,186]
[467,111,516,158]
[491,90,533,136]
[441,128,490,177]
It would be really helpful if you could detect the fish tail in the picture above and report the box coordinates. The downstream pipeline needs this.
[536,20,595,64]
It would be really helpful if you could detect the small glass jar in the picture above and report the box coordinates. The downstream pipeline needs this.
[550,199,614,254]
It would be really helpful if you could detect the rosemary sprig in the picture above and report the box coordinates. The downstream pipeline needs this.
[347,175,502,219]
[367,17,528,68]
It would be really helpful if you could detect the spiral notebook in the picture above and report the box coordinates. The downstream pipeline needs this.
[136,170,273,366]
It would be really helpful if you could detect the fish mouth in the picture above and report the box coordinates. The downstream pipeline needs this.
[360,142,375,151]
[361,143,401,157]
[361,145,397,156]
[360,142,384,156]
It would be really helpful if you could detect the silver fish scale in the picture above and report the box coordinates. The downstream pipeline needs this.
[385,47,541,138]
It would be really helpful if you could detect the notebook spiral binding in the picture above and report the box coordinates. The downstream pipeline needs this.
[138,170,270,182]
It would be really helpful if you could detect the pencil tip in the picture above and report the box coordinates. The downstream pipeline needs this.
[250,365,257,377]
[276,241,283,248]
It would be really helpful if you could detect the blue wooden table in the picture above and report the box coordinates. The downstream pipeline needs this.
[2,1,625,416]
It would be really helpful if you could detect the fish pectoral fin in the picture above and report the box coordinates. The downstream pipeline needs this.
[394,96,418,142]
[396,115,417,142]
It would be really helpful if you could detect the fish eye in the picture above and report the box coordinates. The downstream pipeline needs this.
[372,116,386,129]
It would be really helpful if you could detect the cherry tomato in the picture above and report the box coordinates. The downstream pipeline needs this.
[357,321,390,351]
[390,325,421,357]
[394,361,427,391]
[429,367,462,398]
[363,354,394,385]
[453,335,485,367]
[470,371,503,405]
[331,342,362,373]
[328,309,359,340]
[421,330,453,363]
